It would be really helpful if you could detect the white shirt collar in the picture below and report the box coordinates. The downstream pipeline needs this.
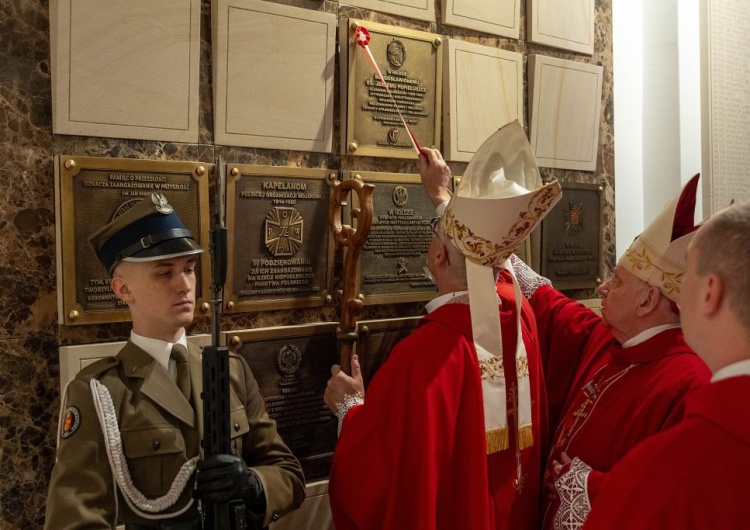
[622,323,681,348]
[425,290,469,314]
[130,331,188,372]
[711,359,750,382]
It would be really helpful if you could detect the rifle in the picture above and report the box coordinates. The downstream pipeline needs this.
[328,175,374,374]
[200,159,253,529]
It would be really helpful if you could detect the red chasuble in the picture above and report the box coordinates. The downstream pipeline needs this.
[530,285,710,530]
[583,376,750,530]
[329,276,547,530]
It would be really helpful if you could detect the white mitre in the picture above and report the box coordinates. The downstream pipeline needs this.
[441,120,562,453]
[618,174,701,303]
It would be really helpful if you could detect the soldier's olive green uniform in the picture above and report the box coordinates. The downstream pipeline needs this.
[45,341,305,529]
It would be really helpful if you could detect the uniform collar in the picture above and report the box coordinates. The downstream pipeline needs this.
[130,331,188,371]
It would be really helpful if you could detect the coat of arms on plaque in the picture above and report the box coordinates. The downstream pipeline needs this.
[565,201,584,235]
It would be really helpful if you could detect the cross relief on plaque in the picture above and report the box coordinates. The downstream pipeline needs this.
[264,207,304,257]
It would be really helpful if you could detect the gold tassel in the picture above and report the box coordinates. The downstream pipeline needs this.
[518,423,534,450]
[486,426,509,454]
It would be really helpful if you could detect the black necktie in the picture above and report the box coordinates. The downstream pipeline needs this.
[170,344,191,401]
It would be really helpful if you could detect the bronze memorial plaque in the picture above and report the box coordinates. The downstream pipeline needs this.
[340,19,442,159]
[357,316,422,388]
[541,182,603,289]
[224,165,335,312]
[225,323,339,480]
[344,171,438,305]
[55,155,211,326]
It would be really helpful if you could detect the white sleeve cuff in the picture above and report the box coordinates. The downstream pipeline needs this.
[334,393,364,437]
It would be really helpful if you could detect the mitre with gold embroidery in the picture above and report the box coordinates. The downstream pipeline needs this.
[440,120,562,454]
[618,174,701,303]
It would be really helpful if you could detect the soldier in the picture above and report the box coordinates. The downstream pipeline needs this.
[45,193,304,529]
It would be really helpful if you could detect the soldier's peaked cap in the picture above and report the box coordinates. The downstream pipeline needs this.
[89,192,203,274]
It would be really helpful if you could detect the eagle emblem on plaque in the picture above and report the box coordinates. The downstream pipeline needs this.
[277,344,302,387]
[265,207,304,256]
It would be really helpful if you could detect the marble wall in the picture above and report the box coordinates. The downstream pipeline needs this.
[0,0,613,527]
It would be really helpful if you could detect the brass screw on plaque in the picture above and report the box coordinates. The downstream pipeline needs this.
[327,173,337,183]
[596,277,602,284]
[64,159,76,170]
[598,186,604,193]
[348,142,358,153]
[196,166,206,176]
[227,301,235,310]
[230,167,240,177]
[68,310,79,322]
[230,335,241,348]
[200,302,210,313]
[351,22,360,31]
[324,294,332,304]
[433,38,442,48]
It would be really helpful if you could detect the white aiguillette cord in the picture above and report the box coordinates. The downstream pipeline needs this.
[90,379,198,519]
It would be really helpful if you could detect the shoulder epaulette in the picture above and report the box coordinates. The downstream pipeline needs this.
[76,356,120,382]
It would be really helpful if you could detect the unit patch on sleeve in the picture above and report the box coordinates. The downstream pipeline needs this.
[61,406,81,439]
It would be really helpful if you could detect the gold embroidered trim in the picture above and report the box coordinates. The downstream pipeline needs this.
[622,246,683,296]
[479,357,504,380]
[444,186,561,267]
[516,355,529,378]
[518,423,534,450]
[486,426,509,454]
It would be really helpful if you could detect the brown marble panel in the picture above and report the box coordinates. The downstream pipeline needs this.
[0,0,614,528]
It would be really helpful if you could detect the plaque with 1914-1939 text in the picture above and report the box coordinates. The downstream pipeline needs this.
[344,171,438,304]
[225,323,339,480]
[224,164,335,313]
[55,155,211,326]
[541,182,603,289]
[340,19,443,159]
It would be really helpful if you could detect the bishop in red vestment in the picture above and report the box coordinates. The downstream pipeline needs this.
[530,284,709,530]
[324,125,561,530]
[512,175,711,530]
[328,276,546,530]
[584,200,750,530]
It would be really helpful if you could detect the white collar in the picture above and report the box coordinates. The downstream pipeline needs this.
[425,290,469,314]
[711,359,750,382]
[130,331,188,372]
[622,323,681,348]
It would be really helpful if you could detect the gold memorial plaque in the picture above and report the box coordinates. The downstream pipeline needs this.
[340,19,443,159]
[541,182,603,289]
[224,165,335,312]
[344,171,438,305]
[55,155,211,326]
[225,323,339,480]
[357,316,422,387]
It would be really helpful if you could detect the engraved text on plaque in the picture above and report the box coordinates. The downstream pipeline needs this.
[225,165,334,312]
